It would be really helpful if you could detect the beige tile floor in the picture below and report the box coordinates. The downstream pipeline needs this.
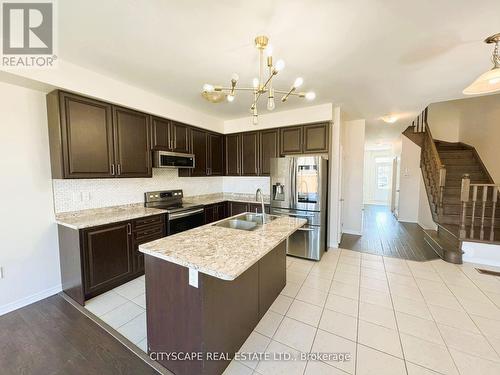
[85,249,500,375]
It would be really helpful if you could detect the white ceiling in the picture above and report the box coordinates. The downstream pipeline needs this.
[58,0,500,140]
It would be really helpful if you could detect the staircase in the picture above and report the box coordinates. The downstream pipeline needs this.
[403,108,500,264]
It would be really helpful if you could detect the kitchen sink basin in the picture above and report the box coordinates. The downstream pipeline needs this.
[239,213,278,224]
[213,213,279,231]
[215,219,259,231]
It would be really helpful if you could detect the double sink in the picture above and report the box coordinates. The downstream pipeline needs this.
[214,213,278,231]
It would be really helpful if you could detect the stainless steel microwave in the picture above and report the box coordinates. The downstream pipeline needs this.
[153,151,195,168]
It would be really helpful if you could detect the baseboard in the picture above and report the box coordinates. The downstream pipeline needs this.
[0,284,62,316]
[343,229,362,236]
[397,218,418,223]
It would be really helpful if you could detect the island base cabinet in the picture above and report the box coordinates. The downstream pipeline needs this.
[144,240,286,375]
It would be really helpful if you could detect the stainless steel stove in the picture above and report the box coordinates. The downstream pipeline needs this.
[145,190,205,235]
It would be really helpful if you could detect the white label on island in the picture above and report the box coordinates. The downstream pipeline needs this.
[189,269,199,288]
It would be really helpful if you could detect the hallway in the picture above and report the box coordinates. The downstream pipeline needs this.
[340,205,439,261]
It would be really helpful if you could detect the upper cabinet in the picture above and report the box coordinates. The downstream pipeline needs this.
[225,134,241,176]
[179,130,224,177]
[151,117,190,154]
[208,133,223,176]
[113,107,151,177]
[280,123,329,155]
[259,129,279,176]
[189,128,208,177]
[47,91,152,179]
[241,132,259,176]
[47,91,115,179]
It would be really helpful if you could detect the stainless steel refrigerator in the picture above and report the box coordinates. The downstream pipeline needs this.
[270,156,328,260]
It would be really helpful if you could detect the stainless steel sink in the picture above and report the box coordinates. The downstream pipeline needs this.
[239,213,278,224]
[215,219,259,231]
[213,213,278,231]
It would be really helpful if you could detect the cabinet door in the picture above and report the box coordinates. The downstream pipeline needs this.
[113,107,151,177]
[82,222,133,296]
[225,134,241,175]
[215,203,226,221]
[280,126,303,155]
[208,133,223,176]
[259,129,279,176]
[303,123,329,153]
[59,92,114,178]
[248,203,271,214]
[190,128,208,176]
[151,117,170,151]
[171,121,190,153]
[204,205,216,224]
[229,201,248,215]
[241,132,259,176]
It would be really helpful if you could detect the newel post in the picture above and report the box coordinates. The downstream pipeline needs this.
[459,174,470,239]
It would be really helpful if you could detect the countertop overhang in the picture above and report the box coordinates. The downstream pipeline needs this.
[139,215,307,280]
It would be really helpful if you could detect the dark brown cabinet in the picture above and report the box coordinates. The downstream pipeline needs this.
[204,202,227,224]
[241,132,260,176]
[113,107,151,177]
[280,123,330,155]
[152,118,190,154]
[47,91,115,179]
[208,133,223,176]
[189,128,208,177]
[259,129,279,175]
[58,214,166,305]
[225,133,241,176]
[280,126,303,155]
[47,91,152,179]
[248,203,271,214]
[303,123,329,153]
[82,222,134,297]
[229,201,250,215]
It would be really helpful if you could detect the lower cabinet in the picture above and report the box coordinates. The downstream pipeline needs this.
[204,202,228,224]
[58,214,166,305]
[229,201,249,216]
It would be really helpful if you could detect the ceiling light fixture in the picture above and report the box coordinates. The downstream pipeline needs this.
[381,115,398,124]
[463,33,500,95]
[201,35,315,125]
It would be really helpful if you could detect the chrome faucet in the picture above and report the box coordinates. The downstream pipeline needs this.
[255,188,266,224]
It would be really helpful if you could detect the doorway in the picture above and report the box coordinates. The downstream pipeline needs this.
[363,149,394,206]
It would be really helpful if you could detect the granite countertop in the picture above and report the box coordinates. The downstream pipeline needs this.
[139,215,306,281]
[55,204,167,230]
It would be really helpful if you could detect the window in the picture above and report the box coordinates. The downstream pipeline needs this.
[376,164,391,189]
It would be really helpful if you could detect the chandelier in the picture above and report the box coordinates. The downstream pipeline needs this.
[202,35,316,125]
[463,33,500,95]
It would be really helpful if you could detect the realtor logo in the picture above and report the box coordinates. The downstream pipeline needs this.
[2,1,56,67]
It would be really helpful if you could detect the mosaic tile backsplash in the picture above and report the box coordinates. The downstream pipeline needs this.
[53,168,270,213]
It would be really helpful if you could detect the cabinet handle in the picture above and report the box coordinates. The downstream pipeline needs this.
[127,223,132,235]
[173,138,177,149]
[117,164,121,175]
[111,164,115,175]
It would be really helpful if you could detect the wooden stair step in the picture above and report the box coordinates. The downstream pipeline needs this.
[424,228,462,264]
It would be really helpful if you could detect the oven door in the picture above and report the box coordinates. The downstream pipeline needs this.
[167,208,205,235]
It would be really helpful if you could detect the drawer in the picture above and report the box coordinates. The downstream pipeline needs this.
[134,224,164,241]
[133,214,164,229]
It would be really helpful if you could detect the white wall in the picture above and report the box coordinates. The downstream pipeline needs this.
[398,136,421,223]
[341,119,365,235]
[427,101,461,142]
[224,103,334,133]
[328,107,342,247]
[0,82,61,315]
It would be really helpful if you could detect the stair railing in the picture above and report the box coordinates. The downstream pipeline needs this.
[460,174,500,242]
[417,107,446,216]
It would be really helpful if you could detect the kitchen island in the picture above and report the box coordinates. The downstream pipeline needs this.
[139,214,306,375]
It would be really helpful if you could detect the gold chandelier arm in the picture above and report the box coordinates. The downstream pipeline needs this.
[215,87,260,92]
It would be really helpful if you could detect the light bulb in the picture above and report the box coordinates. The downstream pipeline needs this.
[252,77,259,88]
[305,92,316,100]
[227,94,235,102]
[266,45,273,57]
[275,59,285,72]
[253,115,258,125]
[203,84,214,92]
[267,97,275,111]
[231,73,239,82]
[293,77,304,88]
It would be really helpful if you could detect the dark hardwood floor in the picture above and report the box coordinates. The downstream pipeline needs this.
[340,205,439,261]
[0,294,159,375]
